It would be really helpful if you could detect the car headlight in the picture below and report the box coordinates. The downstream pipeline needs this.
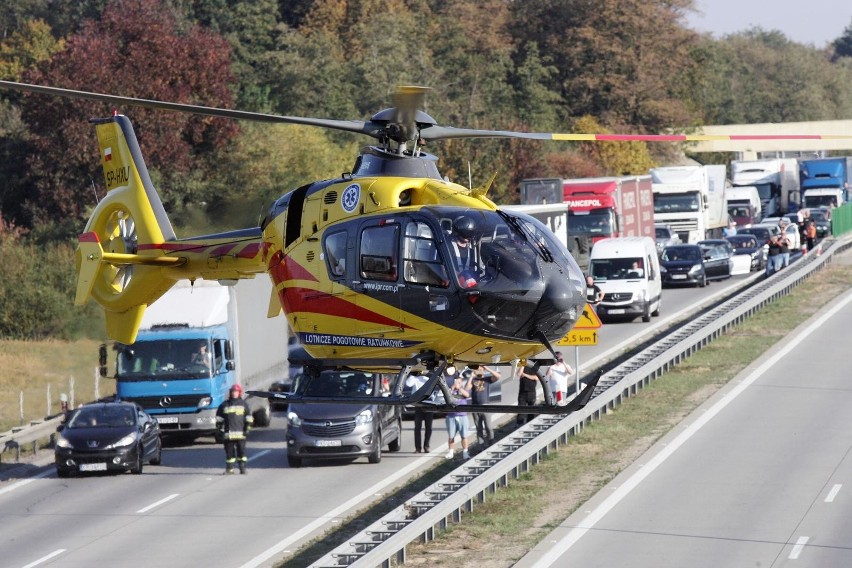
[688,264,702,275]
[660,265,667,274]
[287,411,302,427]
[56,436,72,449]
[355,409,373,426]
[198,396,212,408]
[105,433,137,449]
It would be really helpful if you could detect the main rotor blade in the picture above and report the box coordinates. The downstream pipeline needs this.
[420,124,852,143]
[0,80,382,138]
[5,80,850,143]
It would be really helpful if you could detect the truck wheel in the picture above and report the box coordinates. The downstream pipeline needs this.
[253,404,271,428]
[642,302,651,322]
[287,455,302,468]
[652,301,660,317]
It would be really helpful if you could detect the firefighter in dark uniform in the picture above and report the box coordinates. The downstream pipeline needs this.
[216,384,253,474]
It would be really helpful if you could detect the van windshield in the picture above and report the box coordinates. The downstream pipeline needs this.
[589,257,645,280]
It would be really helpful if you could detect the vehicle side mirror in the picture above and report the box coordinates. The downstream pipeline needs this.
[56,424,65,432]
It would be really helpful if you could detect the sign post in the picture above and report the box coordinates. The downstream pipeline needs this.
[556,303,603,394]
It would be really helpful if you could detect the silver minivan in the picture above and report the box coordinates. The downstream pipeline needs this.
[286,370,402,467]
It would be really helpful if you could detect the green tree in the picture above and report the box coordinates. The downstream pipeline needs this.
[831,18,852,61]
[510,0,699,132]
[693,30,852,124]
[0,19,65,81]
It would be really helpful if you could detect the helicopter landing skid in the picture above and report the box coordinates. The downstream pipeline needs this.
[246,365,603,416]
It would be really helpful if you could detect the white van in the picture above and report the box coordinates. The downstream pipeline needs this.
[588,237,662,322]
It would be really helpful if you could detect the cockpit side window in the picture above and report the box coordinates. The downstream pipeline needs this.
[324,231,348,278]
[403,222,449,287]
[360,225,399,281]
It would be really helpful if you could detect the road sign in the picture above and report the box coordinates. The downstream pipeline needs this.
[573,303,603,330]
[556,329,599,346]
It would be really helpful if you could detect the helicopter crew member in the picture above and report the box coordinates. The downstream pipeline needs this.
[451,216,481,287]
[216,384,253,474]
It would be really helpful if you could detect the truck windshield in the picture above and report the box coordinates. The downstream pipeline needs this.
[568,211,614,236]
[116,340,215,379]
[653,193,699,213]
[751,183,773,201]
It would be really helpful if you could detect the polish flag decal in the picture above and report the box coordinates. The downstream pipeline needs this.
[104,147,112,161]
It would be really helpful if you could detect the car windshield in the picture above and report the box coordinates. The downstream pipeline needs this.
[662,247,700,261]
[739,228,769,240]
[67,406,136,428]
[300,371,381,398]
[728,237,757,250]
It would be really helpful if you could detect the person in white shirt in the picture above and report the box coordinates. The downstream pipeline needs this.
[545,351,574,404]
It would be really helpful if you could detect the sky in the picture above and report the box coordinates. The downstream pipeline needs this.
[686,0,852,48]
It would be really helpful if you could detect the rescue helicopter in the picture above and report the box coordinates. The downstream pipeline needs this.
[1,80,844,414]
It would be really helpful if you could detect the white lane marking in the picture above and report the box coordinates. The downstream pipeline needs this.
[825,484,842,502]
[0,469,53,497]
[789,536,809,559]
[527,289,852,568]
[137,493,180,514]
[248,450,271,462]
[20,549,66,568]
[237,453,443,568]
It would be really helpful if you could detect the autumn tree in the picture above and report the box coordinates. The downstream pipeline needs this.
[16,0,238,236]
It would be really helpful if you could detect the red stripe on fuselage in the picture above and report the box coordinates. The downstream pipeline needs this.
[278,286,414,330]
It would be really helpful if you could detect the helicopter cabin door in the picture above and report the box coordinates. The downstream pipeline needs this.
[353,221,405,337]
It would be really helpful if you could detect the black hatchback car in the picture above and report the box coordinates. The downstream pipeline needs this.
[55,401,162,477]
[660,244,708,287]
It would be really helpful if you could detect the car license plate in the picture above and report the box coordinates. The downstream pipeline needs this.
[315,440,342,447]
[608,309,625,314]
[672,274,687,280]
[156,416,179,424]
[80,463,107,472]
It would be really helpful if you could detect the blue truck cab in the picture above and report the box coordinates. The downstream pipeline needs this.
[101,279,288,440]
[799,157,851,209]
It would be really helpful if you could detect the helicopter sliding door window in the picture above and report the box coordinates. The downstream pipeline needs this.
[324,231,348,277]
[360,225,399,281]
[403,222,449,287]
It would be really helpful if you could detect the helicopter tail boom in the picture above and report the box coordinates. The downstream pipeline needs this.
[76,115,266,344]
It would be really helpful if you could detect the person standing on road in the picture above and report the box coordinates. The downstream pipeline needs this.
[765,234,782,276]
[216,384,253,474]
[545,352,574,404]
[516,365,539,426]
[445,370,471,460]
[467,364,500,446]
[585,275,603,308]
[405,372,433,453]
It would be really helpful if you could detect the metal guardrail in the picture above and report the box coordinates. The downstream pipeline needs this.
[309,238,847,568]
[0,415,64,464]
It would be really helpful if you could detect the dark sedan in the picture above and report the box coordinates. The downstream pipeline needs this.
[55,401,162,477]
[660,244,708,287]
[697,241,734,280]
[726,235,766,271]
